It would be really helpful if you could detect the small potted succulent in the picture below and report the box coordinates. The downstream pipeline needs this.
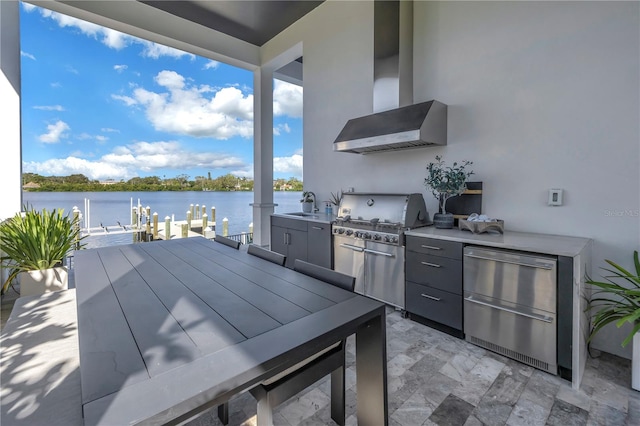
[424,155,474,229]
[330,190,343,216]
[0,206,85,297]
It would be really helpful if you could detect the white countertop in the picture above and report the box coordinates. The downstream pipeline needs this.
[404,227,591,257]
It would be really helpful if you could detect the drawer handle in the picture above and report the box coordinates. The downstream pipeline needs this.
[421,293,441,301]
[420,261,441,268]
[421,245,442,250]
[464,296,554,323]
[311,226,323,230]
[463,253,554,270]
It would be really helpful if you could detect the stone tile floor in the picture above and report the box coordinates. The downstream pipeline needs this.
[189,308,640,426]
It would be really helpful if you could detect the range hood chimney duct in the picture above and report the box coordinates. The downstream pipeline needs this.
[334,0,447,154]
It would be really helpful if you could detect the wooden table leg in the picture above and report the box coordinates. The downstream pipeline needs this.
[355,308,388,425]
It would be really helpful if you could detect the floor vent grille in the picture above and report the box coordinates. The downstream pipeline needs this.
[468,336,550,372]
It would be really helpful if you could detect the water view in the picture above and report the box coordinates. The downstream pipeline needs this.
[23,191,304,248]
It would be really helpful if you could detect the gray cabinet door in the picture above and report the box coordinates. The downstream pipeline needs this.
[285,228,308,268]
[307,222,332,269]
[271,225,288,258]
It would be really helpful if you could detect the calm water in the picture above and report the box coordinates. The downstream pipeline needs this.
[23,191,303,248]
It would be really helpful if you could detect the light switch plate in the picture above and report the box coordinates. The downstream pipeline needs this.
[548,189,563,206]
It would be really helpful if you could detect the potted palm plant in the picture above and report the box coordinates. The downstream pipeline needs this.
[0,206,84,297]
[586,250,640,390]
[424,156,474,229]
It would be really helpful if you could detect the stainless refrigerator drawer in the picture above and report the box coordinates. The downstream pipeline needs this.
[463,247,557,313]
[463,292,557,374]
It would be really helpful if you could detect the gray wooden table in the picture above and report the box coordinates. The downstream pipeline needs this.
[74,237,388,425]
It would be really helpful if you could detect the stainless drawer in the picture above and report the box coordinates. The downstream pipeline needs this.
[406,281,462,330]
[405,251,462,295]
[406,236,462,260]
[464,292,557,374]
[463,247,557,313]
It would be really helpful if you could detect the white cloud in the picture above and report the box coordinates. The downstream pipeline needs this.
[273,123,291,136]
[114,64,128,73]
[114,70,253,139]
[273,153,303,178]
[273,80,303,118]
[66,65,79,74]
[111,94,137,106]
[39,120,70,144]
[23,141,249,181]
[51,82,62,88]
[101,128,120,133]
[139,40,195,60]
[204,60,220,70]
[21,51,36,60]
[34,6,193,59]
[34,105,65,111]
[22,3,36,12]
[95,135,109,142]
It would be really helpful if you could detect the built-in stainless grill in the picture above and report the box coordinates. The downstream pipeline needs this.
[332,193,431,309]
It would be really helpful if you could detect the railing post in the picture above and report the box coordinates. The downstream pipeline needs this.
[187,210,192,230]
[202,213,208,235]
[132,207,138,230]
[153,212,158,240]
[195,204,200,219]
[223,217,229,236]
[165,216,171,240]
[181,223,189,238]
[202,205,206,220]
[73,206,80,250]
[190,204,195,220]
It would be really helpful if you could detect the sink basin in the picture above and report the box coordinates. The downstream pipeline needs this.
[285,212,320,218]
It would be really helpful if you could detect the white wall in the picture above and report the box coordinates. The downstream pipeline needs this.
[0,0,22,220]
[269,1,639,358]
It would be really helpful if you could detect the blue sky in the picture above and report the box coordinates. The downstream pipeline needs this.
[19,3,303,181]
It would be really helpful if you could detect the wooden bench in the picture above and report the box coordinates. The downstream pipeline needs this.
[0,289,82,425]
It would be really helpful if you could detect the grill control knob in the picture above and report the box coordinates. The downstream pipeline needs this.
[373,234,381,241]
[363,233,371,239]
[391,236,399,244]
[383,235,391,243]
[354,231,362,238]
[345,229,353,236]
[337,228,345,234]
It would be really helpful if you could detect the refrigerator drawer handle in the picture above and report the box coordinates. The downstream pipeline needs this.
[464,296,554,323]
[421,293,441,301]
[364,248,394,257]
[339,243,364,252]
[463,253,554,270]
[421,245,442,250]
[420,261,441,268]
[311,226,323,230]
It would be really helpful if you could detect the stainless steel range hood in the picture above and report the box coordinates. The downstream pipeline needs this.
[333,1,447,154]
[333,100,447,154]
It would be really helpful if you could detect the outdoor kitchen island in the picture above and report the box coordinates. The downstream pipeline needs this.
[404,227,592,391]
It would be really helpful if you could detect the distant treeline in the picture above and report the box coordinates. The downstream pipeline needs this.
[22,173,304,192]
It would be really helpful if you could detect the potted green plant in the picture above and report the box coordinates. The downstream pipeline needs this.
[0,206,85,297]
[300,191,315,213]
[586,250,640,390]
[330,190,343,216]
[424,155,474,229]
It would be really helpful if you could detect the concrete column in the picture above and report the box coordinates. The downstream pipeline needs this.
[0,0,22,221]
[251,66,276,246]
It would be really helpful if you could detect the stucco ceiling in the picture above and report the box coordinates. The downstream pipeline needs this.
[141,1,324,46]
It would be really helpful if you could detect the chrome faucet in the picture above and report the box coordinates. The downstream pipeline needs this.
[308,191,319,212]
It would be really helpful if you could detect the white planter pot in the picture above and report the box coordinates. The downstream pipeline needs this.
[19,266,69,298]
[302,202,313,213]
[633,333,640,391]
